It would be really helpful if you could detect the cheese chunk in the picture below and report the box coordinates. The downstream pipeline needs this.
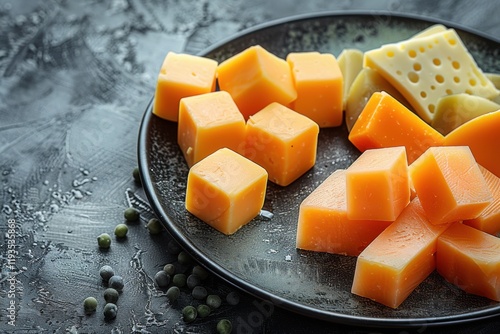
[296,169,392,256]
[287,52,343,128]
[346,146,410,221]
[185,148,268,235]
[444,109,500,178]
[409,146,492,225]
[351,198,451,309]
[464,166,500,236]
[337,48,363,110]
[153,52,217,122]
[411,24,447,39]
[349,92,445,164]
[437,222,500,301]
[244,102,319,186]
[364,29,499,123]
[345,68,411,131]
[178,91,246,168]
[217,45,297,120]
[431,94,500,135]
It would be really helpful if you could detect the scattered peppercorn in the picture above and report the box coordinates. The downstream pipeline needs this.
[182,305,197,323]
[192,265,209,280]
[132,167,141,184]
[206,294,222,309]
[154,270,171,288]
[99,265,115,282]
[196,304,211,318]
[226,291,240,306]
[103,288,119,304]
[103,303,118,320]
[147,218,163,235]
[124,207,140,222]
[163,263,176,276]
[192,286,208,300]
[97,233,111,249]
[114,223,128,238]
[83,297,98,314]
[108,275,124,291]
[166,286,180,303]
[177,251,193,265]
[216,319,233,334]
[172,273,187,288]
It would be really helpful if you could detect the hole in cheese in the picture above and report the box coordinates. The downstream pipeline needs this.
[435,75,444,83]
[408,72,419,83]
[452,60,460,70]
[408,49,417,58]
[413,63,422,71]
[433,58,441,66]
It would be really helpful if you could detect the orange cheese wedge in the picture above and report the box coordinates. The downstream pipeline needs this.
[153,52,217,122]
[351,198,451,308]
[464,165,500,236]
[348,91,445,164]
[409,146,492,224]
[244,102,319,186]
[444,109,500,178]
[437,222,500,301]
[178,91,246,168]
[217,45,297,120]
[346,146,410,221]
[185,148,268,235]
[286,52,343,128]
[296,169,392,256]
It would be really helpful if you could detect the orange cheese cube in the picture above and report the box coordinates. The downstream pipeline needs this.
[409,146,492,225]
[185,148,268,235]
[153,52,217,122]
[348,92,445,164]
[464,166,500,235]
[217,45,297,120]
[351,198,451,308]
[286,52,343,127]
[346,146,410,221]
[444,109,500,178]
[244,102,319,186]
[177,91,246,168]
[437,222,500,301]
[296,169,392,256]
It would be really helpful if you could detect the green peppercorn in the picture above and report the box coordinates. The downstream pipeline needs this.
[177,251,193,265]
[182,305,197,323]
[206,294,222,309]
[216,319,232,334]
[163,263,176,276]
[154,270,171,288]
[147,218,163,235]
[97,233,111,249]
[99,265,115,282]
[192,265,209,280]
[192,286,208,300]
[124,207,139,222]
[166,286,180,303]
[186,274,201,290]
[103,288,119,304]
[103,303,118,320]
[132,167,141,183]
[108,275,124,291]
[196,304,211,318]
[114,223,128,238]
[226,291,240,306]
[172,273,186,288]
[83,297,98,314]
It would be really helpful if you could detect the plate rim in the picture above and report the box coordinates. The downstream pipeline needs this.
[138,11,500,328]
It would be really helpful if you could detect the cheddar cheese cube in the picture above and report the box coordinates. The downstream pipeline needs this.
[185,148,268,235]
[409,146,492,225]
[296,169,392,257]
[464,165,500,236]
[217,45,297,120]
[178,91,246,168]
[348,91,445,164]
[346,146,410,221]
[351,198,451,309]
[244,102,319,186]
[153,52,217,122]
[286,52,343,128]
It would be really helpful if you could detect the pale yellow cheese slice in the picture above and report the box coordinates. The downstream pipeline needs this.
[364,29,499,123]
[337,49,364,110]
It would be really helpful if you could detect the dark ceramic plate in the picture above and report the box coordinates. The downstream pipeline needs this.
[138,12,500,328]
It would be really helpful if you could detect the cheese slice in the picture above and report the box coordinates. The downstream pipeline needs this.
[364,29,499,123]
[337,48,363,110]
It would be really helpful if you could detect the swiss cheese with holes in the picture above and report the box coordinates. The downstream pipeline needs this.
[364,28,499,124]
